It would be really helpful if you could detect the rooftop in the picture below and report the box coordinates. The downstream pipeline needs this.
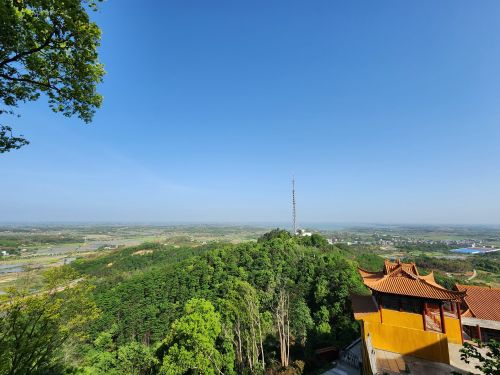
[359,260,465,301]
[456,284,500,322]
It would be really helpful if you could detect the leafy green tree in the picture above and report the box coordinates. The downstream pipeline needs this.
[275,286,291,368]
[290,298,314,346]
[71,237,363,373]
[355,253,385,272]
[117,342,158,375]
[310,233,328,248]
[81,327,157,375]
[457,339,500,375]
[0,266,99,375]
[298,233,329,248]
[0,0,105,152]
[0,125,28,153]
[160,298,234,375]
[313,306,331,335]
[220,279,265,373]
[86,331,119,375]
[257,229,291,243]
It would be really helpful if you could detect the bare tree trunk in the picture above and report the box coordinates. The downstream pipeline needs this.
[229,320,243,374]
[250,326,256,369]
[257,314,265,370]
[276,307,284,366]
[286,295,290,368]
[245,335,253,372]
[236,320,243,368]
[251,301,260,369]
[275,288,290,368]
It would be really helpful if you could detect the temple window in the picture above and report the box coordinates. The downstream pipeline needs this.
[443,301,458,318]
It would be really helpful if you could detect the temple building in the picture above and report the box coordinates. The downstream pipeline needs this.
[455,284,500,343]
[350,260,467,374]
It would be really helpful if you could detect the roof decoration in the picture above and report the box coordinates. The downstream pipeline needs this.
[359,260,465,301]
[456,284,500,322]
[383,258,419,276]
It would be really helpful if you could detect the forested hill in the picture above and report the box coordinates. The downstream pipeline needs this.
[1,230,367,374]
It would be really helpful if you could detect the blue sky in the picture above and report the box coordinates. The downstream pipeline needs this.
[1,1,500,225]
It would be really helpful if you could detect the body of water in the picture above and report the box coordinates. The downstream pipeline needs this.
[0,264,24,274]
[450,247,500,254]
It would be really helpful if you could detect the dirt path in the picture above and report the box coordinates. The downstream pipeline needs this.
[467,269,477,281]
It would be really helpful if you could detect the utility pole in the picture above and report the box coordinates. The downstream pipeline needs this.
[292,176,296,235]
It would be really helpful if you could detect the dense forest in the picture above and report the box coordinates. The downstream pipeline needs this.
[1,230,367,375]
[2,229,498,374]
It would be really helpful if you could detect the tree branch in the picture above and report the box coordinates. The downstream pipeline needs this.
[0,31,54,68]
[0,73,60,93]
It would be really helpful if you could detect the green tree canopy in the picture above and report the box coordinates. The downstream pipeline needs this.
[117,342,158,375]
[257,228,291,243]
[65,237,363,374]
[160,298,234,375]
[0,266,99,375]
[298,233,329,248]
[0,0,105,152]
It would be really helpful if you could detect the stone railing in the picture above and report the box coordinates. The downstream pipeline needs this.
[365,333,378,374]
[340,338,362,369]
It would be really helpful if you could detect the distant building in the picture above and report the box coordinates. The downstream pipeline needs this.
[296,228,312,237]
[456,284,500,343]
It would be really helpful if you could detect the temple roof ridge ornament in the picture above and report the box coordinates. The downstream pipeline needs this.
[359,260,465,301]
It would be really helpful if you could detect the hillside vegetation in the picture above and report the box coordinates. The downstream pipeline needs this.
[1,230,366,375]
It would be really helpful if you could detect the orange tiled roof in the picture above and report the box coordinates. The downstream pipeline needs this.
[359,268,384,282]
[456,284,500,322]
[419,271,441,287]
[384,259,419,276]
[359,260,465,301]
[461,308,474,318]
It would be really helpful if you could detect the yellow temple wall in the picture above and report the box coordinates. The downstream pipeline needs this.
[362,319,451,364]
[356,311,380,323]
[381,309,424,330]
[444,317,462,344]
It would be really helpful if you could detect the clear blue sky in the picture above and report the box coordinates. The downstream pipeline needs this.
[1,1,500,225]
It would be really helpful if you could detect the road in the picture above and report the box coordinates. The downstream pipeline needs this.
[467,269,477,281]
